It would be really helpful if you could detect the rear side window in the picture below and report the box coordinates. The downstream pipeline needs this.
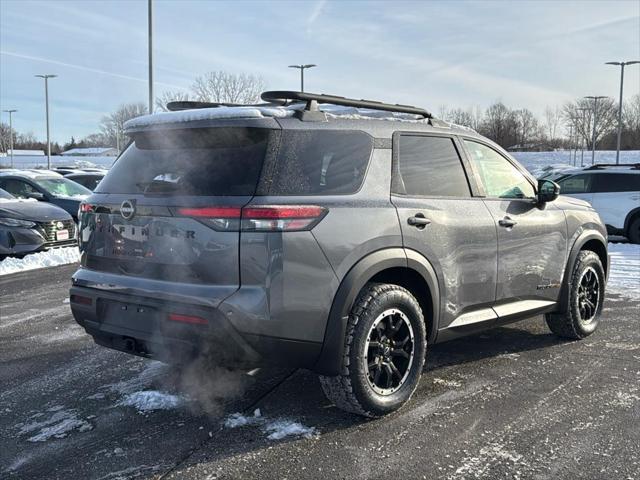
[261,130,373,195]
[557,174,592,194]
[96,128,270,196]
[393,135,470,197]
[591,173,640,193]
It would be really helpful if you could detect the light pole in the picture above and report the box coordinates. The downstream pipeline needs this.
[288,64,316,92]
[148,0,154,114]
[568,122,574,165]
[35,74,57,169]
[606,61,640,164]
[577,107,589,167]
[584,96,607,165]
[2,109,17,168]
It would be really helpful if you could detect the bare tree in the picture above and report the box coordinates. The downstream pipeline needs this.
[0,122,16,154]
[191,71,265,104]
[155,90,191,112]
[623,93,640,148]
[100,102,147,148]
[544,106,562,141]
[513,108,540,147]
[564,98,617,149]
[480,102,518,147]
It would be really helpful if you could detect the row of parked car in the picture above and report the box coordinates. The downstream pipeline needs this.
[0,167,106,258]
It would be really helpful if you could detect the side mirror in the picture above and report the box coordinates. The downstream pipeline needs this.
[27,191,45,201]
[537,179,560,204]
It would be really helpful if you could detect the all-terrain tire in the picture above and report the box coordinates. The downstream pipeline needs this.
[546,250,605,339]
[319,283,427,417]
[627,216,640,244]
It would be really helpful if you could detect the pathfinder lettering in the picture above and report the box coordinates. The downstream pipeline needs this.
[90,224,195,239]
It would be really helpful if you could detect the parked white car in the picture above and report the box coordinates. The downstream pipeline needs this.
[541,164,640,243]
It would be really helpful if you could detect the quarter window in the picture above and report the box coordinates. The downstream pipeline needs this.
[463,140,535,199]
[393,135,470,197]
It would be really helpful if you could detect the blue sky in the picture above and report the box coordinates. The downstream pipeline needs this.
[1,0,639,143]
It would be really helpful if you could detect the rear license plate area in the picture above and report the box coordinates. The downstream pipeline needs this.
[98,300,159,333]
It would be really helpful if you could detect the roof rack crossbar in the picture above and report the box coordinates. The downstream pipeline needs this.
[261,91,433,118]
[584,163,640,170]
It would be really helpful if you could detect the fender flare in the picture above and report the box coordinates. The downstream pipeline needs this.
[624,207,640,233]
[313,248,440,375]
[557,229,608,313]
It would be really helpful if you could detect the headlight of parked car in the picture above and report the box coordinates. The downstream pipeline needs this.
[0,217,36,228]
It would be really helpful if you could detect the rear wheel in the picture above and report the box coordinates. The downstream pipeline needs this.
[627,216,640,244]
[319,283,427,417]
[546,250,605,339]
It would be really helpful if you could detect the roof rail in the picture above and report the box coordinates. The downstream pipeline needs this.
[166,100,287,111]
[261,90,433,119]
[584,163,640,170]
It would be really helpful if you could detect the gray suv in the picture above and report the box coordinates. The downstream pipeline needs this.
[70,91,609,417]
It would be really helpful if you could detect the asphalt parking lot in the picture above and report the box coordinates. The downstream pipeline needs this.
[1,263,639,480]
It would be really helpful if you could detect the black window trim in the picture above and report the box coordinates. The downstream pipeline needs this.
[391,131,482,199]
[458,136,538,202]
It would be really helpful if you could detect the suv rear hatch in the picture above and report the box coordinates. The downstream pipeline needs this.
[77,125,275,305]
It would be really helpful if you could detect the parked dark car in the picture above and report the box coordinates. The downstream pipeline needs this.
[0,170,91,221]
[0,188,77,258]
[71,91,609,417]
[65,172,105,191]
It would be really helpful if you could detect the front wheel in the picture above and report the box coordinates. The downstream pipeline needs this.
[627,216,640,244]
[319,283,427,417]
[546,250,605,339]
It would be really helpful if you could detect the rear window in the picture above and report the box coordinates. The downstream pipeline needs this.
[260,130,373,195]
[96,128,270,196]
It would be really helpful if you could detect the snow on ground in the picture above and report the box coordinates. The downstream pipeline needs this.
[118,391,183,414]
[224,409,317,440]
[607,242,640,300]
[16,407,93,442]
[0,247,79,276]
[513,150,640,176]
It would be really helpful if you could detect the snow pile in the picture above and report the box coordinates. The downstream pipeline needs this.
[0,247,80,276]
[607,242,640,300]
[223,409,317,440]
[224,408,263,428]
[118,390,182,413]
[264,419,317,440]
[16,407,93,442]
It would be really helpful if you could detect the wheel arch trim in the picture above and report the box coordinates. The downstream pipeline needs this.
[313,247,440,375]
[557,229,608,313]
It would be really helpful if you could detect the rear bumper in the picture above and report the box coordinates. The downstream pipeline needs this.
[69,285,321,369]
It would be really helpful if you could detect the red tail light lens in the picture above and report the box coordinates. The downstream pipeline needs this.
[176,205,327,232]
[80,203,94,213]
[168,313,209,325]
[241,205,327,231]
[176,207,241,218]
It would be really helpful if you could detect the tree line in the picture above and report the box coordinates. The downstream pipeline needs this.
[1,70,638,154]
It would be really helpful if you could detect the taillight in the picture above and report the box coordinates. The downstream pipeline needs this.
[168,313,208,325]
[80,203,94,213]
[175,205,327,232]
[242,205,327,231]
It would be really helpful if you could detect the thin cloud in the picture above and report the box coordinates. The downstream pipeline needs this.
[0,50,185,90]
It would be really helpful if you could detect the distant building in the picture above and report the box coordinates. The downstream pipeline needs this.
[61,147,118,157]
[1,149,46,156]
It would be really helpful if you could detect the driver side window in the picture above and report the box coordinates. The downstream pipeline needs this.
[463,140,535,199]
[0,179,38,199]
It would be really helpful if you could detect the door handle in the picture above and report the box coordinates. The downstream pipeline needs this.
[408,215,431,229]
[498,217,517,228]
